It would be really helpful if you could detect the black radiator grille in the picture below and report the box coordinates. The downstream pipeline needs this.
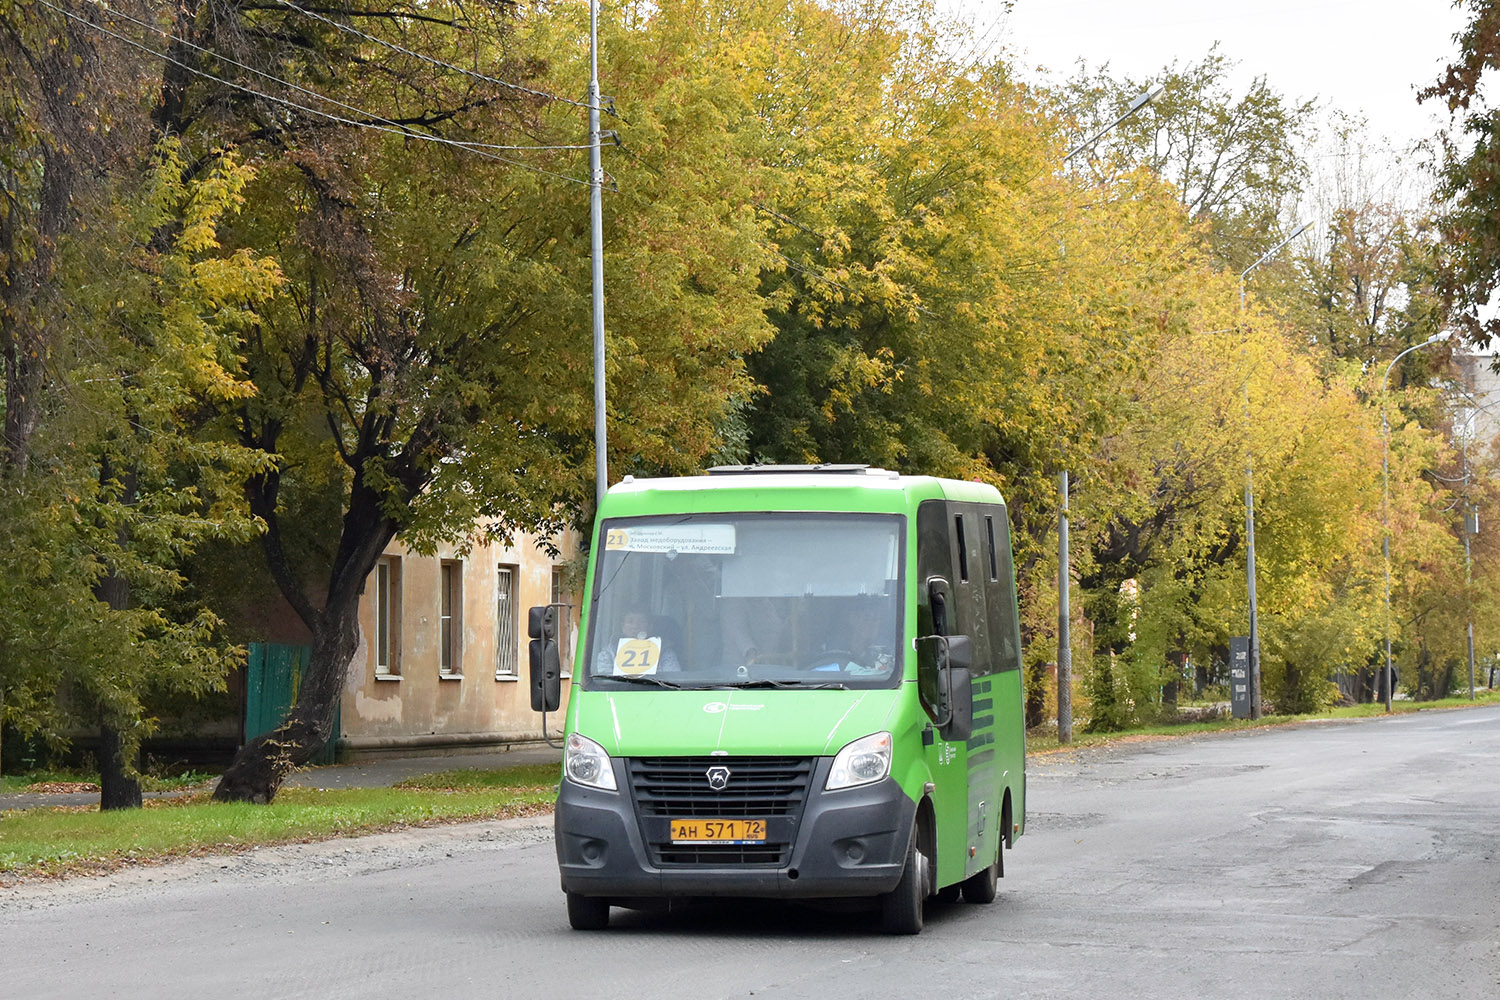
[628,756,813,818]
[653,844,790,866]
[628,756,814,868]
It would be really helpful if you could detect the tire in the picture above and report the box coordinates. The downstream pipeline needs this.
[960,848,1000,904]
[566,892,610,930]
[880,822,928,935]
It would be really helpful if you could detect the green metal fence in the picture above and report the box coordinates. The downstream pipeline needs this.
[245,643,339,766]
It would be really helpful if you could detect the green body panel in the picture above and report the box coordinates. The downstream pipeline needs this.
[572,686,909,758]
[563,470,1026,893]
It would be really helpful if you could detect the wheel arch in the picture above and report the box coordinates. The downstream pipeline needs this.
[915,791,939,894]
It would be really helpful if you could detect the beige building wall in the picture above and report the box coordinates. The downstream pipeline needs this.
[1457,353,1500,463]
[339,529,581,753]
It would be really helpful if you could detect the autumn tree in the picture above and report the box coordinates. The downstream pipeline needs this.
[1423,0,1500,348]
[1,0,272,801]
[1061,49,1316,272]
[83,0,777,801]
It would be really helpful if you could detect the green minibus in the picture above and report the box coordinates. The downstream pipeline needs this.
[529,465,1026,933]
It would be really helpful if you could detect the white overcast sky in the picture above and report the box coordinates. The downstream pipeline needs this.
[940,0,1471,152]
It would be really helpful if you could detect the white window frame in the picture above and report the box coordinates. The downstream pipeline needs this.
[375,556,402,677]
[440,559,463,678]
[495,563,519,679]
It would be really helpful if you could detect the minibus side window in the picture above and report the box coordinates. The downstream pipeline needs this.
[982,507,1023,673]
[985,516,999,582]
[954,514,969,583]
[916,500,952,714]
[954,504,992,676]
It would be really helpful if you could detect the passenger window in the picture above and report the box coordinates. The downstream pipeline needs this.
[985,516,999,582]
[954,515,969,582]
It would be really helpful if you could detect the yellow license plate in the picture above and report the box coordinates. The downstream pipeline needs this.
[670,818,767,843]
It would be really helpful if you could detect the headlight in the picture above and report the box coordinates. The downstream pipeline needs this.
[564,732,617,791]
[826,731,893,790]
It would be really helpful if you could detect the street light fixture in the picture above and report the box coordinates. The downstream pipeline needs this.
[1064,85,1164,162]
[1381,331,1452,712]
[1237,221,1312,720]
[1055,84,1161,745]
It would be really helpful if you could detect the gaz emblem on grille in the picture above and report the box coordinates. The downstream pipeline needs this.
[705,766,732,790]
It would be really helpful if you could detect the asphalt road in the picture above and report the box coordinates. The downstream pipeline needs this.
[3,707,1497,999]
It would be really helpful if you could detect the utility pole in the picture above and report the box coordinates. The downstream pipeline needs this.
[589,0,607,512]
[1057,471,1072,743]
[1380,332,1450,712]
[1460,401,1477,701]
[1238,222,1310,720]
[1054,85,1160,744]
[1465,505,1477,701]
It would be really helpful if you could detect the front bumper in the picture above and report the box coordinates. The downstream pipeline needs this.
[555,757,915,900]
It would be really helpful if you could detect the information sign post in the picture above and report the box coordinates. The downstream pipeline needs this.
[1229,636,1252,720]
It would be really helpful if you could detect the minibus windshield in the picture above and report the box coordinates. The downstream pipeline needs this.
[584,513,904,691]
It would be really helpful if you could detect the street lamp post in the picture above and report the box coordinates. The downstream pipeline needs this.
[1381,332,1450,712]
[1055,85,1160,744]
[1237,222,1311,720]
[589,0,607,511]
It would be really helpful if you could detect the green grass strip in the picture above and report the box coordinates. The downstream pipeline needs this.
[4,696,1496,878]
[0,763,558,877]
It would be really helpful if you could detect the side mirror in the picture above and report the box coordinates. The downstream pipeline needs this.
[941,664,973,742]
[528,605,561,712]
[529,638,562,712]
[917,633,974,739]
[528,605,555,641]
[926,577,951,635]
[945,634,972,671]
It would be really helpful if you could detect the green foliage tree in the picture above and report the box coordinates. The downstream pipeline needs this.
[104,0,775,801]
[1423,0,1500,348]
[1,0,273,802]
[0,132,274,802]
[1061,48,1316,272]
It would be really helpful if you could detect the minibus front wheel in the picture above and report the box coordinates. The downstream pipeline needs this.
[567,892,611,930]
[880,819,931,935]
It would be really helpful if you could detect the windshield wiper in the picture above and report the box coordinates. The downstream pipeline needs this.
[728,679,847,690]
[595,674,684,689]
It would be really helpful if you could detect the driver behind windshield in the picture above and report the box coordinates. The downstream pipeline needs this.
[594,607,682,675]
[807,600,896,677]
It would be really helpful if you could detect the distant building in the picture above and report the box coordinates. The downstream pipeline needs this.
[1454,353,1500,465]
[340,529,580,756]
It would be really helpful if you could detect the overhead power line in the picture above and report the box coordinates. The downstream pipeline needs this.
[35,0,592,187]
[270,0,613,117]
[71,0,592,154]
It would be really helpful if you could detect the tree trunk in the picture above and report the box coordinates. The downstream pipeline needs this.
[212,603,360,802]
[98,723,142,810]
[1024,661,1047,729]
[212,452,401,802]
[93,459,144,809]
[1163,649,1186,708]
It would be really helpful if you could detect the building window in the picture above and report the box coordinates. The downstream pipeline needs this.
[496,564,519,678]
[375,557,402,677]
[551,566,574,677]
[440,560,463,677]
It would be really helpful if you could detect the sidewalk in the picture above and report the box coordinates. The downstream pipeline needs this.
[0,741,563,811]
